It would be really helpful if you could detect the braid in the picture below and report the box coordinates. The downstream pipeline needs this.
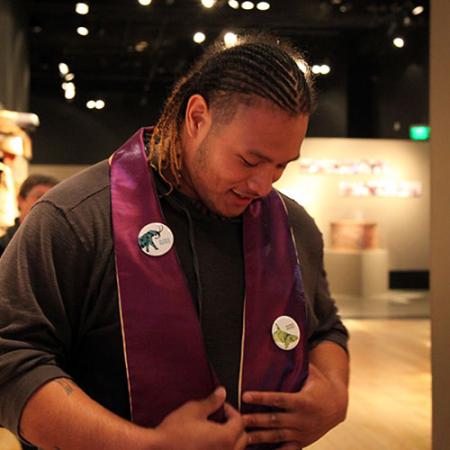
[149,32,315,185]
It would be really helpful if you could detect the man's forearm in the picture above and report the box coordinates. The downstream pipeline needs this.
[20,378,160,450]
[310,341,349,383]
[309,340,349,416]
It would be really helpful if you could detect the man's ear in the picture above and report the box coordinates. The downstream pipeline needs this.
[184,94,212,140]
[17,195,24,209]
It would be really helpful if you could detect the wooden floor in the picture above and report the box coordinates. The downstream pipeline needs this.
[309,319,431,450]
[0,319,431,450]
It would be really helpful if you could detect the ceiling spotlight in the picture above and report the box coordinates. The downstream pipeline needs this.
[138,0,152,5]
[75,3,89,15]
[201,0,216,8]
[86,99,106,109]
[393,37,405,48]
[241,1,255,10]
[77,26,89,36]
[224,32,238,47]
[58,63,69,75]
[62,81,75,91]
[320,64,331,75]
[256,2,270,10]
[64,73,75,81]
[65,90,76,100]
[412,5,424,15]
[228,0,239,9]
[193,32,206,44]
[135,41,149,52]
[63,82,76,100]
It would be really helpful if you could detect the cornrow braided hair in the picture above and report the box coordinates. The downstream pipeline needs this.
[149,32,315,187]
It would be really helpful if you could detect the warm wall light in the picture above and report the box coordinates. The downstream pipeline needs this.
[75,3,89,15]
[193,32,206,44]
[138,0,152,5]
[77,26,89,36]
[64,73,75,81]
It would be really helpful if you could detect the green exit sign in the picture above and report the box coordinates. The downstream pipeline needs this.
[409,125,430,141]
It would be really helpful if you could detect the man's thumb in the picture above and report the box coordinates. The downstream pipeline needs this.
[198,386,226,417]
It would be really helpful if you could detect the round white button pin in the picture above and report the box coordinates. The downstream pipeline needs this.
[138,222,174,256]
[272,316,301,351]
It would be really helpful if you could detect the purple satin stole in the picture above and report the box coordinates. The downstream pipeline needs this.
[111,128,308,429]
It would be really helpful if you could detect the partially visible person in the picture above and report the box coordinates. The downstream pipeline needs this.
[0,174,59,256]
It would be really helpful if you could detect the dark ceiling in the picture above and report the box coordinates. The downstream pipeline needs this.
[25,0,429,107]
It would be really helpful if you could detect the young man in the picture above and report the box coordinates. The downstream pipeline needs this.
[0,174,59,256]
[0,34,349,450]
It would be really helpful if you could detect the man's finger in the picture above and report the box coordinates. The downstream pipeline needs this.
[223,403,245,431]
[243,412,306,430]
[195,386,227,418]
[233,427,249,450]
[247,428,300,446]
[223,402,240,420]
[277,442,302,450]
[242,390,302,411]
[223,403,247,448]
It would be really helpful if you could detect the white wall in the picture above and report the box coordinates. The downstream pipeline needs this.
[275,138,430,271]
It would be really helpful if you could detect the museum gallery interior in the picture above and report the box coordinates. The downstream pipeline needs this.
[0,1,449,449]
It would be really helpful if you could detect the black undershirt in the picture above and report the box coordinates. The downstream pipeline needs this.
[156,174,245,408]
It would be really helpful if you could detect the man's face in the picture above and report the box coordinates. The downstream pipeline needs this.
[18,184,54,222]
[182,100,309,217]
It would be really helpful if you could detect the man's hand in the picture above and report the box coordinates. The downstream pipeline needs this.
[20,379,247,450]
[242,342,349,448]
[156,387,248,450]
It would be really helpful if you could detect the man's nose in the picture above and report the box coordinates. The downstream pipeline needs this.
[247,167,281,198]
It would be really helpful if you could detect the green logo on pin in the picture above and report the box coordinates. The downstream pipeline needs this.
[272,323,299,350]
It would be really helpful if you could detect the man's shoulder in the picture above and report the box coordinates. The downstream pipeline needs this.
[278,191,316,229]
[277,190,323,249]
[24,160,111,253]
[42,160,110,213]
